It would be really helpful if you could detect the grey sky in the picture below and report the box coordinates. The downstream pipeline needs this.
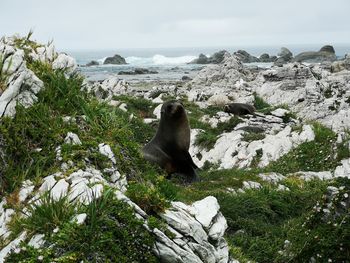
[1,0,349,50]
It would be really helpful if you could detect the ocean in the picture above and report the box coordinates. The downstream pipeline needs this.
[66,44,350,82]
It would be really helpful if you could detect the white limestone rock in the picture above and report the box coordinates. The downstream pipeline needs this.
[143,118,158,124]
[191,196,220,229]
[258,172,285,184]
[207,94,231,106]
[18,180,34,202]
[277,184,290,191]
[0,207,15,239]
[72,213,87,225]
[64,132,82,145]
[0,68,44,117]
[98,143,116,164]
[153,228,203,263]
[188,242,217,263]
[52,53,77,73]
[334,158,350,178]
[118,103,127,112]
[243,181,262,190]
[0,232,27,263]
[208,212,228,241]
[294,171,333,181]
[191,52,252,88]
[160,206,208,244]
[28,234,45,248]
[216,237,230,263]
[152,94,164,104]
[39,175,57,193]
[153,104,163,119]
[270,108,290,118]
[50,179,69,201]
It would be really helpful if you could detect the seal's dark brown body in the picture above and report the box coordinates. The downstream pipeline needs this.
[142,101,199,182]
[224,103,256,116]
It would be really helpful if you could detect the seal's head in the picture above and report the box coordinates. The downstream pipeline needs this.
[223,104,230,113]
[161,100,185,120]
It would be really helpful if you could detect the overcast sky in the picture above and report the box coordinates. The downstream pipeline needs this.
[1,0,350,50]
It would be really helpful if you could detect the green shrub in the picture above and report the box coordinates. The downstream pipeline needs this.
[126,181,170,214]
[266,123,348,174]
[279,178,350,262]
[253,93,271,110]
[7,189,159,262]
[12,193,76,235]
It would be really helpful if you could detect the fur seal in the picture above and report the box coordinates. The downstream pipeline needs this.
[142,100,199,182]
[224,103,256,116]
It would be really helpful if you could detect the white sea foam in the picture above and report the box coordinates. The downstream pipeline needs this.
[152,54,197,65]
[124,54,197,66]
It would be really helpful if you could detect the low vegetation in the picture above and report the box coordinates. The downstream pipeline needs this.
[6,189,158,262]
[1,36,350,262]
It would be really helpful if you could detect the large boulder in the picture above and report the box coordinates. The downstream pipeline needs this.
[234,50,260,63]
[191,54,209,64]
[254,61,350,132]
[331,54,350,73]
[274,47,293,66]
[118,68,158,75]
[86,60,99,66]
[190,50,227,64]
[208,50,227,64]
[103,54,127,65]
[293,45,337,63]
[259,53,276,63]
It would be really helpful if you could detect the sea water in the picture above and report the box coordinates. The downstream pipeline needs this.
[66,44,350,82]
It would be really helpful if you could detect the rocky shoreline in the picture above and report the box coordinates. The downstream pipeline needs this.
[1,35,350,262]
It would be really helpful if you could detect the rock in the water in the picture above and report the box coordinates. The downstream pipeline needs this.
[103,54,127,65]
[234,50,260,63]
[274,47,293,66]
[259,53,276,62]
[319,45,335,54]
[191,53,209,64]
[86,60,99,66]
[293,45,337,63]
[118,68,158,75]
[181,75,192,81]
[190,50,227,64]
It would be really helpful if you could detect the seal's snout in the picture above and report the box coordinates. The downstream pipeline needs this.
[171,102,183,115]
[224,105,229,112]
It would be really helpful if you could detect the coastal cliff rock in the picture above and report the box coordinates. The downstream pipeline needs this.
[233,50,260,63]
[86,60,99,66]
[254,62,350,132]
[103,54,127,65]
[118,68,158,75]
[274,47,293,66]
[259,53,277,62]
[190,50,227,64]
[293,45,337,63]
